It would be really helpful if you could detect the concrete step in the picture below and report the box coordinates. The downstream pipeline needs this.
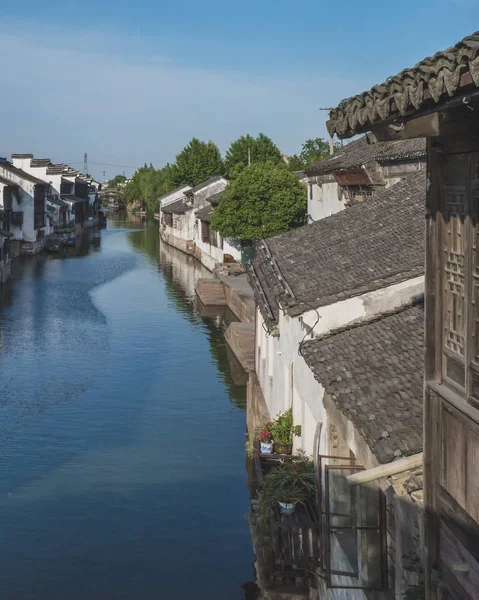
[196,278,227,306]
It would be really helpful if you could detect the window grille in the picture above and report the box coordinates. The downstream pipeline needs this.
[317,455,387,590]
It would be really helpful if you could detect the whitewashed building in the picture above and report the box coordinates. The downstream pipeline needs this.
[159,176,242,271]
[194,190,242,271]
[247,171,426,597]
[10,156,97,229]
[0,156,49,255]
[159,184,193,254]
[304,136,425,223]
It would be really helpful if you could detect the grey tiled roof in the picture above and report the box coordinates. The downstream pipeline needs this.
[184,176,224,196]
[248,170,425,327]
[47,196,68,208]
[196,204,213,222]
[157,184,190,203]
[302,302,424,464]
[0,159,48,185]
[206,191,224,205]
[61,194,87,203]
[293,170,306,179]
[30,158,51,167]
[327,31,479,138]
[46,164,66,175]
[304,135,425,176]
[161,198,189,214]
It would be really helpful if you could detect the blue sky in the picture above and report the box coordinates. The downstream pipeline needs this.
[1,0,478,179]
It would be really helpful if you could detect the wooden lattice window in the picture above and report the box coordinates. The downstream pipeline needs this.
[437,151,479,406]
[444,185,466,358]
[440,153,469,390]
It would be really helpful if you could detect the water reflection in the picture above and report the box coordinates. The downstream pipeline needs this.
[0,214,255,600]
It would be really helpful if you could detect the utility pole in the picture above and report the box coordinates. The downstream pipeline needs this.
[248,147,251,167]
[83,152,88,174]
[319,107,335,155]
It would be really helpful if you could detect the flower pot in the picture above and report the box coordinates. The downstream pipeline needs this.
[260,441,274,454]
[273,441,292,455]
[279,502,295,515]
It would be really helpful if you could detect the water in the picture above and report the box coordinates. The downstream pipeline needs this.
[0,216,255,600]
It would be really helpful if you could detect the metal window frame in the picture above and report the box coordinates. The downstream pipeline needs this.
[317,454,388,591]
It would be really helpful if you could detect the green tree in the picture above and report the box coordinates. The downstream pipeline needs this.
[288,137,341,170]
[286,154,306,172]
[224,133,282,178]
[107,174,127,188]
[123,162,180,213]
[211,162,306,240]
[173,138,223,187]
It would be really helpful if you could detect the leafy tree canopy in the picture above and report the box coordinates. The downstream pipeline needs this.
[173,138,224,187]
[123,163,179,213]
[211,162,306,240]
[224,133,282,178]
[107,174,127,188]
[287,137,341,170]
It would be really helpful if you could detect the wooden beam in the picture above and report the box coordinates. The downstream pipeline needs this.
[346,453,423,486]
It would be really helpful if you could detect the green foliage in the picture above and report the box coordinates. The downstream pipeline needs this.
[107,174,127,188]
[270,409,301,443]
[255,456,316,535]
[211,162,307,240]
[287,137,341,170]
[173,138,224,187]
[224,133,282,178]
[286,154,306,172]
[123,163,178,213]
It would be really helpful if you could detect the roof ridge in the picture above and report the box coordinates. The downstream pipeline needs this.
[304,295,424,346]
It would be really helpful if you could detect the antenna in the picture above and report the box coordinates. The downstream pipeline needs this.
[83,152,88,174]
[319,107,335,155]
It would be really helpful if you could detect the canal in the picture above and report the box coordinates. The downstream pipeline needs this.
[0,216,255,600]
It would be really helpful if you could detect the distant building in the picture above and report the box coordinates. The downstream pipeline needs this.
[159,176,242,270]
[0,156,48,255]
[304,136,426,222]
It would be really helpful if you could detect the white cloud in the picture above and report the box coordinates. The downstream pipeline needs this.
[0,23,370,178]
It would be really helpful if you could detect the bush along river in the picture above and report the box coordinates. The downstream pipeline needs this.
[0,214,258,600]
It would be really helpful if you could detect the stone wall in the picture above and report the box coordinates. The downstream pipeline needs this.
[160,230,195,256]
[246,371,271,436]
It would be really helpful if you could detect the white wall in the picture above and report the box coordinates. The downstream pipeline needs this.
[255,275,424,458]
[160,185,192,208]
[307,178,345,222]
[191,178,227,209]
[194,229,241,271]
[0,166,39,241]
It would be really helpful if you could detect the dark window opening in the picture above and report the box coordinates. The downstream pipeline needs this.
[34,185,45,230]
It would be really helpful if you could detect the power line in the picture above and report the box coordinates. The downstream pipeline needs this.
[65,161,140,169]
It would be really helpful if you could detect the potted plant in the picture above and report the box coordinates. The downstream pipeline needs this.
[256,456,315,523]
[258,423,274,454]
[271,409,301,455]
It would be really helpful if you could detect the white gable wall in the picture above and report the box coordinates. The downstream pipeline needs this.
[255,275,424,457]
[160,186,192,208]
[307,177,345,222]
